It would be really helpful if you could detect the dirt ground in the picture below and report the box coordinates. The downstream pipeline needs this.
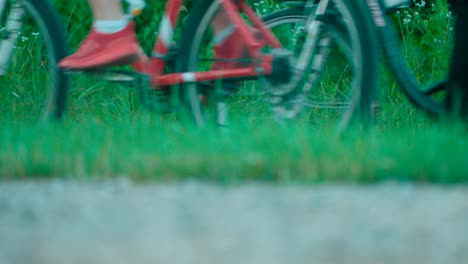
[1,180,468,264]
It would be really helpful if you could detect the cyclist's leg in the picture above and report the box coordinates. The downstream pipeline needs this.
[89,0,125,20]
[446,0,468,117]
[59,0,141,69]
[210,8,263,70]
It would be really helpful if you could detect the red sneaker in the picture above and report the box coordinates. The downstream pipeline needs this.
[59,22,141,70]
[211,28,264,70]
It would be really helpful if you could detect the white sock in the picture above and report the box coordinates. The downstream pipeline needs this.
[93,18,128,34]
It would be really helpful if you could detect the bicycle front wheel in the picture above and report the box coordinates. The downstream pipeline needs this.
[298,0,379,130]
[0,0,69,122]
[262,6,371,129]
[377,1,451,116]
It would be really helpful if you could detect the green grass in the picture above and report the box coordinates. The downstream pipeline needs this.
[1,116,468,183]
[0,0,464,182]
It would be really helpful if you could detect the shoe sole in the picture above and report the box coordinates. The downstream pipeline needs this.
[61,53,140,70]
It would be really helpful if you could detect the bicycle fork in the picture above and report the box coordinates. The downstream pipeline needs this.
[299,0,330,74]
[0,0,24,75]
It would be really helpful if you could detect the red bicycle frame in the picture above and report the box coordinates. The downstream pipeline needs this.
[131,0,283,88]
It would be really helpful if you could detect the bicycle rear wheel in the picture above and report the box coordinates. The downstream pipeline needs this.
[177,0,378,130]
[0,0,69,122]
[177,0,304,126]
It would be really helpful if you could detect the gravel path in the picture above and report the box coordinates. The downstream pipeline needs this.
[1,180,468,264]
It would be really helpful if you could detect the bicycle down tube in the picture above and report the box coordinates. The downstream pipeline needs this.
[131,0,282,88]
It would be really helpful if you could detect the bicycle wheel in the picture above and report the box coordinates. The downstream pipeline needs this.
[177,0,300,126]
[0,0,69,122]
[177,0,378,130]
[276,0,380,129]
[262,7,367,129]
[377,1,451,115]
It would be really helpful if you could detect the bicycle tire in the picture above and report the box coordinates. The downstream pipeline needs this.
[177,0,378,130]
[375,0,447,116]
[264,0,380,129]
[319,0,379,129]
[261,8,368,129]
[0,0,69,122]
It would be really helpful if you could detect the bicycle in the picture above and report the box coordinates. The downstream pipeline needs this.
[370,0,452,116]
[0,0,378,130]
[291,0,455,118]
[175,0,378,129]
[0,0,69,122]
[263,1,379,129]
